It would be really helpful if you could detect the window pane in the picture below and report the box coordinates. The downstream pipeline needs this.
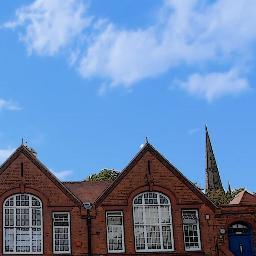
[134,206,144,224]
[107,216,122,225]
[162,225,172,249]
[5,208,14,227]
[144,192,158,205]
[5,228,15,252]
[53,213,70,253]
[160,195,169,205]
[146,226,161,250]
[135,226,145,250]
[32,197,41,207]
[32,228,42,252]
[134,195,143,204]
[106,211,124,252]
[53,213,69,226]
[32,208,41,226]
[161,206,171,224]
[182,210,201,251]
[107,226,123,251]
[16,208,29,227]
[16,227,30,252]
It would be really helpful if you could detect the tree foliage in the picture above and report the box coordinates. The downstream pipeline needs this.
[87,168,120,181]
[206,188,244,206]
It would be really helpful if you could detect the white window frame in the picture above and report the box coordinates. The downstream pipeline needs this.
[53,212,71,254]
[106,211,125,253]
[133,192,174,252]
[182,209,201,251]
[3,194,43,254]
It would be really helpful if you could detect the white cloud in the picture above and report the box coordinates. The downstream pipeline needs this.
[79,24,174,86]
[0,148,15,164]
[53,170,73,180]
[4,0,91,55]
[179,69,250,101]
[0,99,21,111]
[78,0,256,88]
[4,0,256,99]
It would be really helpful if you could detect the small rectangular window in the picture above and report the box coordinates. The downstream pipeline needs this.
[106,211,125,253]
[53,212,71,254]
[182,210,201,251]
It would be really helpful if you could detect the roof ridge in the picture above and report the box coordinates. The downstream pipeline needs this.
[63,180,113,183]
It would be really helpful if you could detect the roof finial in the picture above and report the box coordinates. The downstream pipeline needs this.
[145,137,149,144]
[21,138,24,145]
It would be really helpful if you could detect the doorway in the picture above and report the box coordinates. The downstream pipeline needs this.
[228,222,253,256]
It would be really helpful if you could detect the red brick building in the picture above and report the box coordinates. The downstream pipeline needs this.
[0,131,255,255]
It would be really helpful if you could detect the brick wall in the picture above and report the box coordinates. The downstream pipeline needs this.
[0,152,88,256]
[0,146,255,256]
[92,151,217,255]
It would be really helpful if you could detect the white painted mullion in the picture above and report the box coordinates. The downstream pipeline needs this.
[142,195,147,251]
[53,225,56,254]
[169,203,174,251]
[40,202,43,254]
[68,213,71,253]
[121,222,125,251]
[29,196,32,253]
[196,210,201,250]
[157,194,164,250]
[14,196,17,254]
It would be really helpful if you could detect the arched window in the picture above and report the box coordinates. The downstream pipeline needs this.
[133,192,174,252]
[3,194,43,254]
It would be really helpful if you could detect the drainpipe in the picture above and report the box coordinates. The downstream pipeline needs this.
[83,202,93,256]
[215,242,220,256]
[87,211,92,256]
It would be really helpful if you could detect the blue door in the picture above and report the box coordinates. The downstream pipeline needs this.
[228,222,253,256]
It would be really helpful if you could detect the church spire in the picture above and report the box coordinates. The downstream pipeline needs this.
[205,126,224,192]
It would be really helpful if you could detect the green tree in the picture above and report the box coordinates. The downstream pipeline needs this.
[206,188,244,206]
[87,168,120,181]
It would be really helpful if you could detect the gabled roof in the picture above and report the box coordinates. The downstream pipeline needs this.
[64,181,112,203]
[95,142,216,209]
[0,145,82,206]
[229,190,256,205]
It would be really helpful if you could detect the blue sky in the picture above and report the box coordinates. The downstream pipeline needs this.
[0,0,255,191]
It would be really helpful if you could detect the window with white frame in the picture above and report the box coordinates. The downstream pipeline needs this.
[133,192,174,252]
[106,211,125,253]
[182,209,201,251]
[53,212,71,254]
[3,194,43,254]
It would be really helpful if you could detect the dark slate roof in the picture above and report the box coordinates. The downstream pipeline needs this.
[63,181,112,203]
